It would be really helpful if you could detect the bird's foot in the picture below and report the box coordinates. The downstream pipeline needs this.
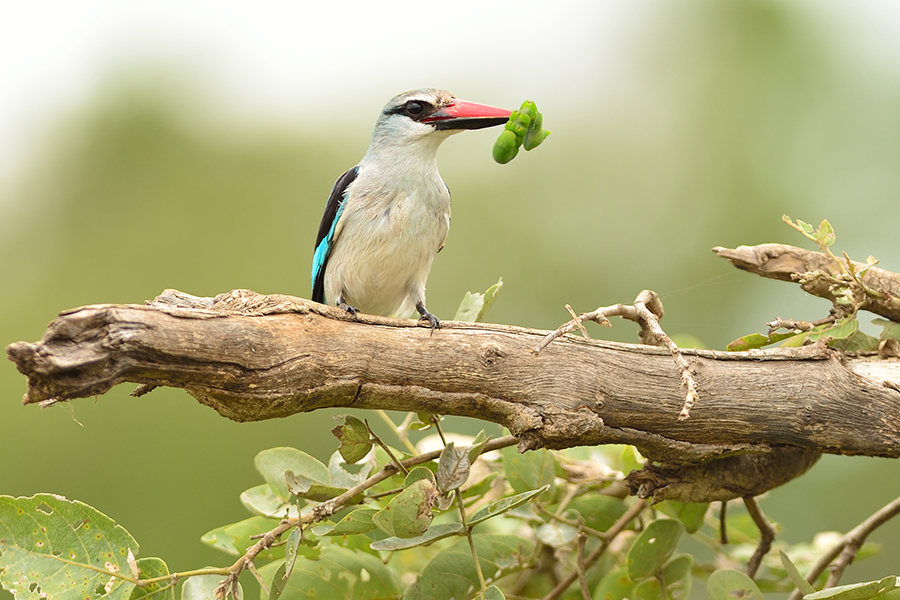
[416,301,441,334]
[338,302,360,319]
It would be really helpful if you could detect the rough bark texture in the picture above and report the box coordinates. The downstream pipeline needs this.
[8,286,900,463]
[714,243,900,322]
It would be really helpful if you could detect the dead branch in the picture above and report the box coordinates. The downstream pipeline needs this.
[714,244,900,322]
[6,287,900,476]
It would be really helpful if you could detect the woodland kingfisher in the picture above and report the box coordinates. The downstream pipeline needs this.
[311,88,511,330]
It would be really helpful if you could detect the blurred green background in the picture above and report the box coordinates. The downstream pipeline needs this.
[3,0,900,593]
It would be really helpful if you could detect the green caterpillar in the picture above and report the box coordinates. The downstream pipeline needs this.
[492,100,550,164]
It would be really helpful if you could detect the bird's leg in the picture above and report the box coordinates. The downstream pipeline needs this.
[337,295,360,319]
[415,301,441,332]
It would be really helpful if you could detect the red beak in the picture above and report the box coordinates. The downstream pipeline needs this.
[424,99,512,131]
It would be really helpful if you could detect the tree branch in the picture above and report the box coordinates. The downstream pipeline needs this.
[714,243,900,322]
[7,288,900,503]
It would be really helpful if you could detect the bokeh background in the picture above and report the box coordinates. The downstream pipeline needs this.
[3,0,900,595]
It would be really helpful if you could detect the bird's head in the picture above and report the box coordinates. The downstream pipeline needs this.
[368,89,512,155]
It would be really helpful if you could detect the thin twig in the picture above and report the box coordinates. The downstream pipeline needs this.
[432,416,488,595]
[541,499,648,600]
[719,501,729,545]
[788,494,900,600]
[632,291,699,420]
[245,561,268,596]
[365,419,408,475]
[533,291,699,420]
[743,496,776,578]
[766,316,835,334]
[535,504,607,541]
[374,410,418,454]
[576,533,591,600]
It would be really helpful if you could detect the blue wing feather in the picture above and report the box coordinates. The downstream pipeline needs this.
[311,166,360,303]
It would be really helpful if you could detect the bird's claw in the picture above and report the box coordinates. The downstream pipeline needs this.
[338,302,360,319]
[415,301,441,334]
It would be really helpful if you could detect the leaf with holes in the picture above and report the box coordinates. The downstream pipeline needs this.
[129,557,173,600]
[0,494,140,600]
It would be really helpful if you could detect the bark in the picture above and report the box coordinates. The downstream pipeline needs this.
[714,243,900,322]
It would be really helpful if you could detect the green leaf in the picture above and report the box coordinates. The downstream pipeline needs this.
[403,534,534,600]
[727,331,799,352]
[817,219,836,247]
[371,479,438,539]
[313,508,379,537]
[469,485,550,526]
[706,569,763,600]
[657,501,709,534]
[874,318,900,342]
[404,467,437,488]
[502,446,556,494]
[258,547,399,600]
[661,554,693,600]
[332,416,373,464]
[626,519,684,581]
[481,586,505,600]
[254,448,331,500]
[830,329,879,352]
[0,494,140,600]
[369,523,466,551]
[268,529,303,600]
[200,516,282,560]
[634,578,664,600]
[436,433,489,493]
[240,485,297,520]
[782,318,859,348]
[563,495,628,533]
[535,521,578,548]
[284,470,351,503]
[593,567,635,600]
[780,550,816,596]
[621,446,645,476]
[182,574,232,600]
[454,279,503,323]
[328,452,373,489]
[806,577,898,600]
[130,558,173,600]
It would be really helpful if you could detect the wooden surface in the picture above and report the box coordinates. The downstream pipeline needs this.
[8,289,900,468]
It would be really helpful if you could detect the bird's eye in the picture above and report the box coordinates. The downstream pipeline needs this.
[404,101,426,117]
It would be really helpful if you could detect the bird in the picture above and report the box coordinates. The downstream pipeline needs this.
[311,88,511,330]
